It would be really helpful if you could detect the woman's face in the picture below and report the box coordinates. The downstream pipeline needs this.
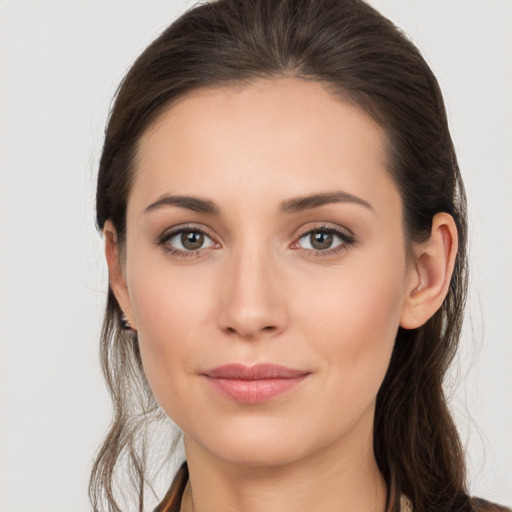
[116,77,416,467]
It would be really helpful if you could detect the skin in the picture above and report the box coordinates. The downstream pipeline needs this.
[105,77,458,512]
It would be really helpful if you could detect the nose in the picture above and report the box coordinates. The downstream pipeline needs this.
[217,245,288,340]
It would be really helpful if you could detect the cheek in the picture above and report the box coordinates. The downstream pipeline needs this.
[297,258,406,402]
[127,263,216,410]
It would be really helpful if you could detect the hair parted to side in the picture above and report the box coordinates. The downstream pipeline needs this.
[92,0,475,511]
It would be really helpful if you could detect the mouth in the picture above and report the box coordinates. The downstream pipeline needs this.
[201,363,310,404]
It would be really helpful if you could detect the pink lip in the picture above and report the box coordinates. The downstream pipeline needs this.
[202,364,310,404]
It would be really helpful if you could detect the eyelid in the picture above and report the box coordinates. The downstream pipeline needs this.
[291,223,357,255]
[294,222,355,241]
[157,223,215,241]
[156,223,220,257]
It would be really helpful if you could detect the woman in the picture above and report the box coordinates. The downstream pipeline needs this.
[90,1,510,511]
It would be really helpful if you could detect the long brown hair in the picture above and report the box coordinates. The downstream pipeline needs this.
[92,1,475,510]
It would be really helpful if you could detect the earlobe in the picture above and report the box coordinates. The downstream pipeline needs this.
[400,213,458,329]
[103,221,136,328]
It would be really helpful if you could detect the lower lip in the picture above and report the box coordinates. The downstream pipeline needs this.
[204,376,308,404]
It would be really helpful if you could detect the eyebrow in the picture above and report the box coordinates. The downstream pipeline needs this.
[145,195,220,215]
[144,191,373,215]
[279,191,373,213]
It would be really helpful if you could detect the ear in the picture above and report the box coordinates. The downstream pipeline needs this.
[400,212,458,329]
[103,220,136,329]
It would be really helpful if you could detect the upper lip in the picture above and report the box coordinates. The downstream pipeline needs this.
[202,363,309,380]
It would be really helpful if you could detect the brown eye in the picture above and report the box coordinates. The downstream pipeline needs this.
[163,228,216,254]
[310,231,333,250]
[296,228,353,253]
[181,230,204,250]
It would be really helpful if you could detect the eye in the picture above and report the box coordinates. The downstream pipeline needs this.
[159,227,216,256]
[296,227,355,253]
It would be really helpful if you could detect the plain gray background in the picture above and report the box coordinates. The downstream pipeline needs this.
[1,1,511,510]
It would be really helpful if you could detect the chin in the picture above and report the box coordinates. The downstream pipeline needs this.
[189,421,331,470]
[216,442,306,468]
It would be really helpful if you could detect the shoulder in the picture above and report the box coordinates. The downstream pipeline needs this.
[470,497,512,512]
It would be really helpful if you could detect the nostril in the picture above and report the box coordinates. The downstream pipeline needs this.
[223,324,278,338]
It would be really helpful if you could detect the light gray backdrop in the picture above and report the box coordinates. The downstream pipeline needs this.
[0,1,511,511]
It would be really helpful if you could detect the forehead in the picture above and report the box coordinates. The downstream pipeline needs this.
[132,77,397,216]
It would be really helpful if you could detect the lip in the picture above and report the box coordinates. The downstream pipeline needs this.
[201,364,310,404]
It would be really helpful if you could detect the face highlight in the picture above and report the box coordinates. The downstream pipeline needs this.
[112,77,415,467]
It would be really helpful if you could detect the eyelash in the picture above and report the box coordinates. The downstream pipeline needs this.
[156,224,217,259]
[156,224,357,259]
[294,224,357,258]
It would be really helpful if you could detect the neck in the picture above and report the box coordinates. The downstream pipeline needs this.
[181,410,387,512]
